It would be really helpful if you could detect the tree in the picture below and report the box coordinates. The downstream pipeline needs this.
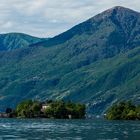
[16,100,33,118]
[106,101,138,120]
[45,106,54,118]
[127,110,137,120]
[31,101,41,116]
[75,104,86,118]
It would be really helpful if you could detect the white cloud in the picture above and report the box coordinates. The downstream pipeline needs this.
[0,0,140,37]
[2,21,14,29]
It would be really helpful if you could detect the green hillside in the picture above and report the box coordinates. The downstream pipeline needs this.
[0,6,140,115]
[0,33,45,51]
[0,45,140,114]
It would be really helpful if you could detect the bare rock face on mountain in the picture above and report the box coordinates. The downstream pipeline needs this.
[0,6,140,115]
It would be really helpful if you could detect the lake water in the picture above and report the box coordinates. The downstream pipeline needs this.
[0,119,140,140]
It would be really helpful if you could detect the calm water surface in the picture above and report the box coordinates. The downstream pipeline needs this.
[0,119,140,140]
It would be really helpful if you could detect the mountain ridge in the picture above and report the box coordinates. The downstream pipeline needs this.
[0,33,47,51]
[31,6,140,49]
[0,6,140,115]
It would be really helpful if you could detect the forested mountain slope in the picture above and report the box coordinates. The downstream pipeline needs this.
[0,6,140,115]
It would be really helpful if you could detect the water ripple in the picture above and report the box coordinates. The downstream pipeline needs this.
[0,119,140,140]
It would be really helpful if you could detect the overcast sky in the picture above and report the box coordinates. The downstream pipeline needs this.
[0,0,140,37]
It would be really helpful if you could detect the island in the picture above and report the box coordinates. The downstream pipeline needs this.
[0,100,86,119]
[105,101,140,120]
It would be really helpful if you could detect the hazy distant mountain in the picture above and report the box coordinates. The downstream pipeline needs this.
[0,33,45,51]
[0,6,140,115]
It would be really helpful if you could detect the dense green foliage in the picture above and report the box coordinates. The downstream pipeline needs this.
[106,101,140,120]
[16,100,41,118]
[15,100,85,119]
[0,7,140,115]
[44,101,85,119]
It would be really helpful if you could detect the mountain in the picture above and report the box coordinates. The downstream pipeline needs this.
[0,6,140,115]
[34,6,140,51]
[0,33,45,51]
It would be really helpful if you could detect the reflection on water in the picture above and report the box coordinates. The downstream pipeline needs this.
[0,119,140,140]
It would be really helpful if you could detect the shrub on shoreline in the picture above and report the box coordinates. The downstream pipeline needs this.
[106,101,140,120]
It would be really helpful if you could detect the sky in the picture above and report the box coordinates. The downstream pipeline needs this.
[0,0,140,38]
